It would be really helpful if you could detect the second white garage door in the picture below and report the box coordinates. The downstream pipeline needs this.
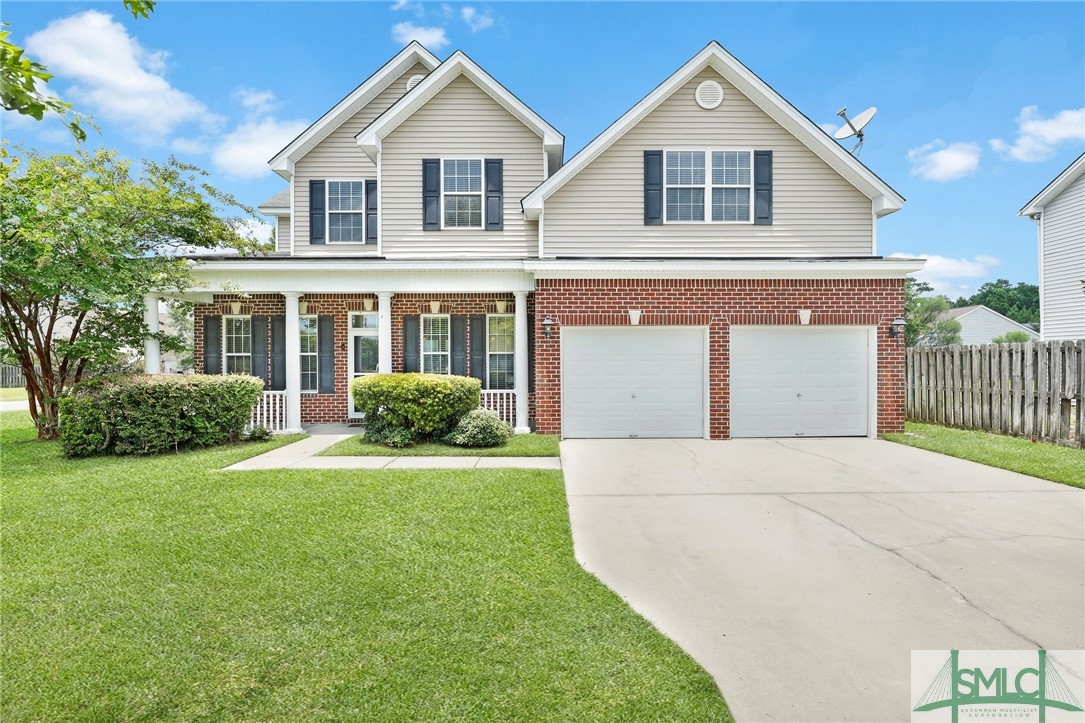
[730,326,872,438]
[563,327,705,439]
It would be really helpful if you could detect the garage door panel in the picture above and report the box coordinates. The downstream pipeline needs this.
[563,327,705,439]
[731,327,870,438]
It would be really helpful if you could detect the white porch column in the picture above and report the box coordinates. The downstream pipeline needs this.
[513,291,530,433]
[378,292,393,373]
[143,295,161,374]
[283,292,303,433]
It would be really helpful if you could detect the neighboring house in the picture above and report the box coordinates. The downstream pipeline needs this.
[938,305,1040,345]
[145,41,922,439]
[1019,153,1085,342]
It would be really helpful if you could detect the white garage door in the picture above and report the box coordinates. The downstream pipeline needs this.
[563,327,705,438]
[730,327,871,438]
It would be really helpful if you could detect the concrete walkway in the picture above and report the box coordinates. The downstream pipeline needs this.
[561,437,1085,723]
[0,400,29,413]
[225,434,561,471]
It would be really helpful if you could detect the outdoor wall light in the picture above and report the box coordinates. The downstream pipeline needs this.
[889,316,906,338]
[542,315,555,339]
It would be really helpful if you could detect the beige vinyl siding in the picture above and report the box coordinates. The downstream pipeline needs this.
[380,75,543,258]
[292,62,430,255]
[276,216,291,253]
[543,69,874,257]
[1040,171,1085,341]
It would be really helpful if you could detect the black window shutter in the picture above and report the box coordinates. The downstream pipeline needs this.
[203,316,222,375]
[527,313,535,394]
[318,316,335,393]
[310,180,326,244]
[469,315,486,383]
[451,316,467,376]
[365,180,378,245]
[403,315,420,372]
[250,315,269,385]
[644,150,663,225]
[754,151,773,225]
[422,159,440,230]
[484,159,503,231]
[269,316,286,390]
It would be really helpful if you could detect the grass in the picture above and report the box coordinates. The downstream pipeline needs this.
[320,433,560,457]
[1,411,731,722]
[0,387,27,402]
[884,421,1085,489]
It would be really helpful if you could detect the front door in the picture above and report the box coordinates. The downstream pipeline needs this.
[347,312,379,418]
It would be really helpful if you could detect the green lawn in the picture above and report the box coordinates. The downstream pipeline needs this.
[2,411,730,721]
[0,387,27,402]
[321,433,560,457]
[884,422,1085,489]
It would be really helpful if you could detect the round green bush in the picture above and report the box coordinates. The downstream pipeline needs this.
[443,409,513,448]
[351,373,480,439]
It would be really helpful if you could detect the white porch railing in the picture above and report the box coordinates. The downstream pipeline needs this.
[248,391,287,433]
[480,390,516,426]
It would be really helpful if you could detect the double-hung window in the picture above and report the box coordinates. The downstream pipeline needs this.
[299,315,318,392]
[223,316,251,374]
[327,180,364,242]
[664,150,752,223]
[486,315,514,390]
[421,315,450,374]
[442,159,483,228]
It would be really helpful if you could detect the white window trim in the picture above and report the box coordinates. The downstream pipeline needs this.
[326,178,367,244]
[299,314,318,394]
[439,158,485,230]
[222,315,252,375]
[662,148,755,225]
[485,314,515,390]
[421,313,451,374]
[348,312,380,418]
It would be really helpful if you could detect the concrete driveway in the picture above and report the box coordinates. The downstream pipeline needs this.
[561,438,1085,722]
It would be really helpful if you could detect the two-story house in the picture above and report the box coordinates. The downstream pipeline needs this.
[144,41,922,439]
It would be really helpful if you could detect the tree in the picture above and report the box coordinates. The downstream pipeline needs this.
[0,145,264,438]
[905,278,962,347]
[1,1,155,141]
[953,279,1040,327]
[992,330,1031,344]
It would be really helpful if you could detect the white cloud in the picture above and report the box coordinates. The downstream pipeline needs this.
[461,7,494,32]
[233,88,278,116]
[989,106,1085,162]
[391,21,449,49]
[907,140,981,181]
[211,117,308,180]
[390,0,426,17]
[170,137,209,154]
[236,218,274,245]
[890,253,1000,297]
[25,10,221,144]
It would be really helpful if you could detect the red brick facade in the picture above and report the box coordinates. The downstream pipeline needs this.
[531,277,906,439]
[193,278,905,435]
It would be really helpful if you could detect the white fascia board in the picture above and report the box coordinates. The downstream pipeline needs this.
[521,42,904,220]
[258,207,290,217]
[1019,152,1085,216]
[267,43,440,178]
[187,266,535,295]
[190,258,528,273]
[526,257,925,279]
[356,51,564,163]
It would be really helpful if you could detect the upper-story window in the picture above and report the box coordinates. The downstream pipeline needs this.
[442,159,483,228]
[664,150,752,223]
[328,180,364,242]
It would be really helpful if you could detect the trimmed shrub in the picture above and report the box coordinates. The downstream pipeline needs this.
[351,373,480,439]
[58,374,264,457]
[361,414,416,448]
[444,409,513,448]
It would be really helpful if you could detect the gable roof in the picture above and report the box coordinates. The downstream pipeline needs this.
[257,188,290,216]
[355,50,564,172]
[521,41,905,220]
[267,42,440,179]
[1019,152,1085,216]
[938,304,1039,337]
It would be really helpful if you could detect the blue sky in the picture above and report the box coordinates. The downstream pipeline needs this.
[3,1,1083,298]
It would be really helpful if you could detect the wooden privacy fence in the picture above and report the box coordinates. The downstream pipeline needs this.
[906,340,1085,448]
[1,364,26,388]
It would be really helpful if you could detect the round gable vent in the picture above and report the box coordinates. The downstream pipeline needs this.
[695,80,724,110]
[406,74,425,92]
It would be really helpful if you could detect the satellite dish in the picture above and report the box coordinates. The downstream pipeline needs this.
[833,106,877,155]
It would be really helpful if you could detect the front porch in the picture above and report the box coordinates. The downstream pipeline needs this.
[145,278,534,433]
